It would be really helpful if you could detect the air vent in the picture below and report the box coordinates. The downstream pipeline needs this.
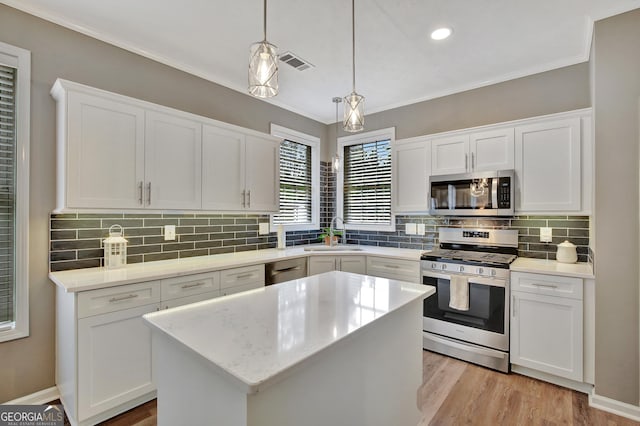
[279,51,314,71]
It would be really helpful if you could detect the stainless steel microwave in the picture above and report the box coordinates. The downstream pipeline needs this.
[429,170,515,216]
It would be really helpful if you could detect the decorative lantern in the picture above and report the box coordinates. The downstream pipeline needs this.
[103,224,128,269]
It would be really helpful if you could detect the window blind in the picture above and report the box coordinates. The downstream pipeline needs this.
[343,139,392,225]
[0,64,15,324]
[273,139,312,224]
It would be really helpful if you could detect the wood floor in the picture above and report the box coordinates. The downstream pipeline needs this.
[53,351,639,426]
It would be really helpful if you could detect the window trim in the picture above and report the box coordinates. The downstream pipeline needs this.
[0,41,30,342]
[270,124,320,231]
[337,127,396,232]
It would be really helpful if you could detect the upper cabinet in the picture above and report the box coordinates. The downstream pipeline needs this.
[431,128,514,176]
[514,117,584,213]
[202,127,279,212]
[51,79,280,213]
[392,137,431,213]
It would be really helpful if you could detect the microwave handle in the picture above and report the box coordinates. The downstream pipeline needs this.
[491,178,498,208]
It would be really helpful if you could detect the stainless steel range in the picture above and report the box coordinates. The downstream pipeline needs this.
[421,228,518,372]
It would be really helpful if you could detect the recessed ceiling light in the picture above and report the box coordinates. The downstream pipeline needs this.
[431,27,452,41]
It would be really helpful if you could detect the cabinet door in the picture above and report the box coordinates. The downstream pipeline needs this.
[201,124,245,210]
[66,92,145,209]
[470,128,514,172]
[245,134,280,212]
[78,303,159,421]
[515,118,581,212]
[510,291,583,381]
[339,256,367,274]
[144,111,202,209]
[393,139,431,213]
[308,256,337,276]
[431,134,469,175]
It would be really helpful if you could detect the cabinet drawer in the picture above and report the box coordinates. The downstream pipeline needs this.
[161,272,220,301]
[162,290,221,309]
[222,281,264,296]
[366,256,420,283]
[78,281,161,318]
[511,272,583,300]
[220,264,265,289]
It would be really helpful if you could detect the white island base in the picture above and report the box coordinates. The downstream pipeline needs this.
[145,271,432,426]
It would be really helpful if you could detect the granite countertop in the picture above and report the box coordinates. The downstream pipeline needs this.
[142,270,434,394]
[510,257,594,279]
[49,245,426,292]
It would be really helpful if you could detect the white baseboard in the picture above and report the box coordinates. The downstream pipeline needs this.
[3,386,60,405]
[511,365,594,394]
[589,391,640,422]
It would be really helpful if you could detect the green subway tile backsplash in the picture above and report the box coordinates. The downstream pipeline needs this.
[49,161,591,271]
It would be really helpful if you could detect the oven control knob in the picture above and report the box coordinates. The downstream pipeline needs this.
[431,263,437,269]
[459,266,464,272]
[490,269,497,277]
[478,267,484,275]
[441,264,447,270]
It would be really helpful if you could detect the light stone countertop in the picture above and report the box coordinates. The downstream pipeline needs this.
[510,257,594,279]
[142,270,434,394]
[49,245,426,292]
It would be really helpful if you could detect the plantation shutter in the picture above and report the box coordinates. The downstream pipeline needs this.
[273,139,312,224]
[343,139,392,225]
[0,64,15,324]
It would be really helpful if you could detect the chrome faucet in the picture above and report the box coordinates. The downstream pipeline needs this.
[329,216,345,247]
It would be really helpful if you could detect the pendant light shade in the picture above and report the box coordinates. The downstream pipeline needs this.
[248,0,278,98]
[343,0,364,132]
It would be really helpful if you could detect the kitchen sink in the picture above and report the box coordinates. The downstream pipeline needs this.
[303,245,363,252]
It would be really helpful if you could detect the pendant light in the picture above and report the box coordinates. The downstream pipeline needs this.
[248,0,278,98]
[343,0,364,132]
[331,97,342,173]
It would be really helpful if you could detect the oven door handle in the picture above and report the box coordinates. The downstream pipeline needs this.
[424,333,509,360]
[422,271,506,288]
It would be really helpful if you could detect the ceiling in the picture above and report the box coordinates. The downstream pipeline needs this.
[4,0,640,124]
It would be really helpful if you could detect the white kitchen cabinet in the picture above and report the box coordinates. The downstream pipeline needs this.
[307,255,366,276]
[366,256,420,283]
[163,290,221,309]
[77,303,159,421]
[220,264,265,296]
[431,128,514,176]
[431,134,469,175]
[144,111,202,209]
[510,272,583,382]
[393,137,431,213]
[202,125,279,212]
[59,89,146,210]
[515,118,581,212]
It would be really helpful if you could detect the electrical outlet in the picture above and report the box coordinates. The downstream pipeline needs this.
[259,222,270,235]
[164,225,176,241]
[540,227,552,243]
[405,223,417,235]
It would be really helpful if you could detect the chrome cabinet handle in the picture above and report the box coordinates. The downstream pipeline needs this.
[181,281,205,289]
[531,283,558,289]
[138,182,143,205]
[147,182,152,205]
[235,273,253,280]
[109,294,139,303]
[247,190,251,208]
[384,264,400,269]
[241,190,246,208]
[471,152,475,170]
[465,153,468,170]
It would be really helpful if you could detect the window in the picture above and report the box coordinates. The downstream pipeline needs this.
[0,42,30,342]
[337,128,395,232]
[270,124,319,231]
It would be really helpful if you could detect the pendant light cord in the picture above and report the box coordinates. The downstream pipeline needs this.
[351,0,356,91]
[263,0,268,42]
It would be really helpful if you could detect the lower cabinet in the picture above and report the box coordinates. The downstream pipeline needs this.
[366,256,420,283]
[510,272,584,383]
[308,255,366,276]
[77,303,159,421]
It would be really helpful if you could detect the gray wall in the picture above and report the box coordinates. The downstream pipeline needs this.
[324,63,590,159]
[0,4,326,402]
[593,9,640,406]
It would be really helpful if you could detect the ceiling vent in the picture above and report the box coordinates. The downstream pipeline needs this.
[279,51,314,71]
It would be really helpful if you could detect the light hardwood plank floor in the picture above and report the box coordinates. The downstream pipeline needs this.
[52,351,639,425]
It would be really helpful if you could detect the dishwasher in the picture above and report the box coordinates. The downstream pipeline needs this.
[265,257,307,285]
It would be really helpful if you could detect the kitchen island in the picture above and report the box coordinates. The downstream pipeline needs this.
[143,271,434,426]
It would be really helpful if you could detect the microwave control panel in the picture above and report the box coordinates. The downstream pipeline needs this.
[498,177,511,208]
